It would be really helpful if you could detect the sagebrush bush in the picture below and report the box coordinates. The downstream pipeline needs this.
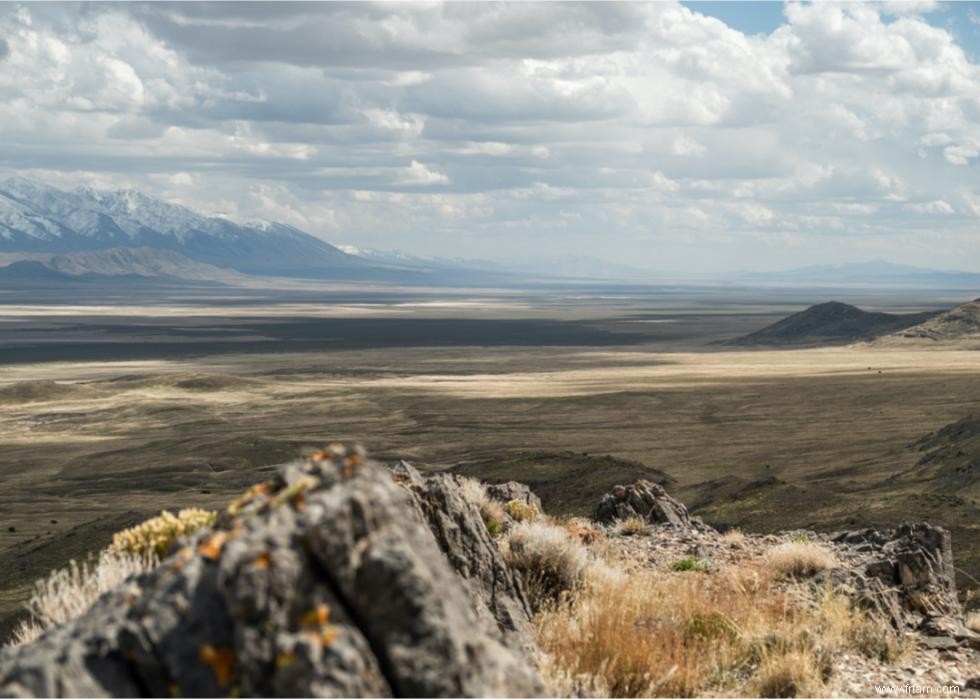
[9,549,155,646]
[109,508,216,557]
[502,521,590,610]
[766,541,836,578]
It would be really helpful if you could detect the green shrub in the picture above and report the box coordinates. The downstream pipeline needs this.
[671,558,708,572]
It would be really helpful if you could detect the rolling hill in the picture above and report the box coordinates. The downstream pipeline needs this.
[885,298,980,343]
[731,301,939,346]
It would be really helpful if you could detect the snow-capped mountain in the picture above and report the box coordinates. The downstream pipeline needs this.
[0,177,359,277]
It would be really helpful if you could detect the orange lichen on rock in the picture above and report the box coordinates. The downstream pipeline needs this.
[227,482,273,516]
[199,644,236,687]
[197,532,229,561]
[300,603,330,627]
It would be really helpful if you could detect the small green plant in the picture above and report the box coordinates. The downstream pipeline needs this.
[110,508,216,557]
[671,558,708,572]
[503,498,540,523]
[484,515,503,536]
[789,533,811,543]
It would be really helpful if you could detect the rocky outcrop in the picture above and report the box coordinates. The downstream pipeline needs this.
[391,465,536,651]
[832,524,978,648]
[592,479,709,531]
[0,447,543,698]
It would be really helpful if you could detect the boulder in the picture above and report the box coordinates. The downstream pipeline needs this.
[592,479,707,531]
[394,471,536,651]
[485,482,543,512]
[0,446,543,698]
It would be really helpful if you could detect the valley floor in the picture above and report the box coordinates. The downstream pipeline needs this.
[0,288,977,637]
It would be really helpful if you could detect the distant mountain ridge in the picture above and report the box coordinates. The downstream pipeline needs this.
[731,301,939,346]
[739,260,980,288]
[0,177,360,277]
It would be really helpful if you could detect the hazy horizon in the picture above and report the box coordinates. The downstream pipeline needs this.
[3,2,980,273]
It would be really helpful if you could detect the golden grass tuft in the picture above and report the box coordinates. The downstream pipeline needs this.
[110,508,216,557]
[613,516,650,537]
[752,648,823,698]
[765,541,837,578]
[534,559,903,698]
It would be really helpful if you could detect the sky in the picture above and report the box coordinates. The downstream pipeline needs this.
[1,1,980,273]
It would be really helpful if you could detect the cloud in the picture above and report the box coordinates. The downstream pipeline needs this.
[0,1,978,271]
[401,161,449,186]
[904,199,955,214]
[943,144,979,166]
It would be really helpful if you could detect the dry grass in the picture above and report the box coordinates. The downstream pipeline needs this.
[965,610,980,633]
[613,516,650,537]
[535,559,902,698]
[110,508,216,557]
[766,542,837,578]
[558,517,605,544]
[720,529,746,545]
[9,549,155,646]
[458,476,489,508]
[501,521,590,611]
[459,477,506,535]
[752,649,823,698]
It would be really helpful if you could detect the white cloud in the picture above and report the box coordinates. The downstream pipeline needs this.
[904,199,954,214]
[943,144,979,166]
[1,1,979,270]
[401,160,449,186]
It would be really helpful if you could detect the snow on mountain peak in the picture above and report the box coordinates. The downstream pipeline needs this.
[0,177,354,275]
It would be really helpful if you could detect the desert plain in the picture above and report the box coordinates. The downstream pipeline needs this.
[0,282,978,638]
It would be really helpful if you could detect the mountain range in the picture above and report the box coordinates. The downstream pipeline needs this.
[0,177,359,278]
[738,260,980,288]
[3,177,980,288]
